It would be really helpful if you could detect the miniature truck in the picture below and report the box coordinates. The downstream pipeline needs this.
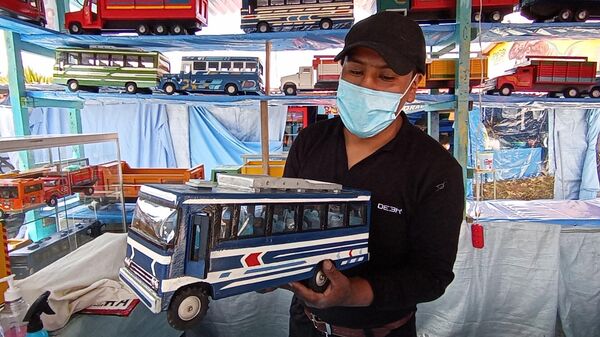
[280,56,342,96]
[0,178,45,218]
[377,0,519,22]
[64,0,208,35]
[419,58,488,91]
[485,56,600,98]
[95,161,205,201]
[0,0,46,26]
[519,0,600,22]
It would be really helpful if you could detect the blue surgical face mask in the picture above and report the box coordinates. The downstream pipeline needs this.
[336,76,417,138]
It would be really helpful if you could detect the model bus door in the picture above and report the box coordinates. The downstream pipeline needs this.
[83,0,98,26]
[185,213,210,278]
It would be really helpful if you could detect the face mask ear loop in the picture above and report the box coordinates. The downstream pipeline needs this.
[394,74,419,118]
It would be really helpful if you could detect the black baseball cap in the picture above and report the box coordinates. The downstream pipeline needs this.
[335,11,426,76]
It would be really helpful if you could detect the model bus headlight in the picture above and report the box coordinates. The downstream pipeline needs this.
[124,257,132,267]
[151,277,160,290]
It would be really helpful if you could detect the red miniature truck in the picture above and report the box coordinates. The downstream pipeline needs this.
[280,56,342,96]
[43,165,98,203]
[485,56,600,98]
[377,0,519,22]
[0,0,46,27]
[64,0,208,35]
[94,161,205,201]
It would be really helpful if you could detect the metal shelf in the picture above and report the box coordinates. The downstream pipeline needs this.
[0,133,119,152]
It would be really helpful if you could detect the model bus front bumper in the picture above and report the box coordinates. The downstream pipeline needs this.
[119,267,162,314]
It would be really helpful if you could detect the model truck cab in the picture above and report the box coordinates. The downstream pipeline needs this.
[280,56,342,95]
[0,0,46,26]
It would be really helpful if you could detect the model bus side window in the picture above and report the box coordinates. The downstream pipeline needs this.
[193,62,206,73]
[348,203,367,226]
[191,215,205,261]
[221,62,232,71]
[287,0,300,4]
[24,183,42,194]
[219,205,233,240]
[257,0,268,6]
[208,62,219,71]
[67,53,80,65]
[302,204,325,231]
[327,203,346,229]
[111,55,124,67]
[271,0,284,5]
[272,204,298,234]
[125,55,139,68]
[233,62,244,72]
[238,204,266,237]
[97,53,110,67]
[141,56,154,68]
[246,62,257,72]
[82,53,95,66]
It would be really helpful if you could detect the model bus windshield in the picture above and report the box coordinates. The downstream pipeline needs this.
[0,187,18,199]
[131,198,178,247]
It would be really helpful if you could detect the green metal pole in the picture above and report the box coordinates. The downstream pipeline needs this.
[55,0,70,33]
[455,0,471,185]
[69,108,85,157]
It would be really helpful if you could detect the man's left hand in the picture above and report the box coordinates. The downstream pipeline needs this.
[288,260,374,309]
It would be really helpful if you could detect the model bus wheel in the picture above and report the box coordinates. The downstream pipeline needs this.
[489,11,503,23]
[153,24,167,35]
[84,187,94,196]
[472,11,481,22]
[67,80,80,92]
[170,24,184,35]
[308,261,330,293]
[499,85,513,96]
[557,9,574,22]
[283,85,297,96]
[163,83,176,95]
[257,21,270,33]
[225,84,238,96]
[46,196,58,208]
[69,22,83,34]
[167,285,209,330]
[564,88,579,98]
[319,18,333,30]
[575,9,589,22]
[590,87,600,98]
[125,82,138,94]
[136,23,150,35]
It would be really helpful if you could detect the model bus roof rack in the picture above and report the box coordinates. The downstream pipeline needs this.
[216,174,342,193]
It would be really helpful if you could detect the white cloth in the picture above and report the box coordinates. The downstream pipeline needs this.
[16,233,129,331]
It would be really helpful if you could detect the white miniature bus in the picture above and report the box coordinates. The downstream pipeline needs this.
[119,174,370,330]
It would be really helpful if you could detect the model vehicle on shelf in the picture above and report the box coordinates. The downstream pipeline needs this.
[519,0,600,22]
[0,178,45,218]
[53,47,170,94]
[64,0,208,35]
[280,56,342,96]
[45,165,98,196]
[94,161,205,201]
[119,174,370,330]
[0,0,46,27]
[377,0,519,22]
[419,58,488,91]
[484,56,600,98]
[240,0,354,33]
[159,56,264,96]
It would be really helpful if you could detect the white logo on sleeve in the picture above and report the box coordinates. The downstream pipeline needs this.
[377,203,403,215]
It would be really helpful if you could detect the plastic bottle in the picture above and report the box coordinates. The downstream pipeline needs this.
[0,275,29,337]
[24,291,54,337]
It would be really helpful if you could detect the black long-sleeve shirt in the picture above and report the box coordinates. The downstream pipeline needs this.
[283,112,465,328]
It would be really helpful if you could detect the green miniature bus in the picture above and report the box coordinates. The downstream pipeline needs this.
[53,47,170,94]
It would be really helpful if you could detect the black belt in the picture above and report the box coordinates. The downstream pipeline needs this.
[304,307,414,337]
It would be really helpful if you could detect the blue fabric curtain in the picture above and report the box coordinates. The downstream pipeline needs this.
[579,109,600,200]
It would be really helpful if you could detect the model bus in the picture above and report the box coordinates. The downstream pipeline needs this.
[64,0,208,35]
[159,56,264,95]
[240,0,354,33]
[119,174,370,330]
[377,0,519,22]
[519,0,600,22]
[0,0,46,26]
[0,178,45,218]
[53,47,170,94]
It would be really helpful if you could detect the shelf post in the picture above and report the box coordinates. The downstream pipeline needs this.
[260,41,272,176]
[455,0,471,184]
[69,108,85,158]
[55,0,70,33]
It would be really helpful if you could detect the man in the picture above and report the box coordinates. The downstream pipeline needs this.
[283,11,465,337]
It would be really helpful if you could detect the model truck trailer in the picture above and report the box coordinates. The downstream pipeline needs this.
[519,0,600,22]
[95,161,205,200]
[281,56,342,96]
[486,56,600,98]
[0,0,46,26]
[419,58,488,91]
[377,0,519,22]
[65,0,209,35]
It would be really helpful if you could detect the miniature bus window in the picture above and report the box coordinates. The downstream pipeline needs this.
[111,56,124,67]
[125,56,139,68]
[0,187,18,199]
[24,183,42,194]
[246,62,257,72]
[233,62,244,71]
[97,54,110,67]
[271,0,284,5]
[208,62,219,71]
[272,204,298,234]
[303,0,316,3]
[131,199,178,246]
[219,206,233,239]
[258,0,268,6]
[191,216,202,261]
[67,53,80,65]
[141,56,154,68]
[82,53,95,66]
[238,205,267,237]
[302,204,325,231]
[221,62,231,70]
[348,203,367,226]
[193,62,206,71]
[287,0,300,4]
[327,204,345,228]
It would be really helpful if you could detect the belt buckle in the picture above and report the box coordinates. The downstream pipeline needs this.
[308,312,333,336]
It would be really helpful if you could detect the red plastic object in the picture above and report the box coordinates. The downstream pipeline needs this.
[471,223,484,249]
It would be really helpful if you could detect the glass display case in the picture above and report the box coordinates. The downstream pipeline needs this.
[0,133,126,279]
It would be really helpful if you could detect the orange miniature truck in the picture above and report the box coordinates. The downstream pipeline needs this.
[95,161,205,201]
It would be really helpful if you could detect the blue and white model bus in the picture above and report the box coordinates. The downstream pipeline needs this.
[119,174,370,330]
[158,56,264,95]
[240,0,354,33]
